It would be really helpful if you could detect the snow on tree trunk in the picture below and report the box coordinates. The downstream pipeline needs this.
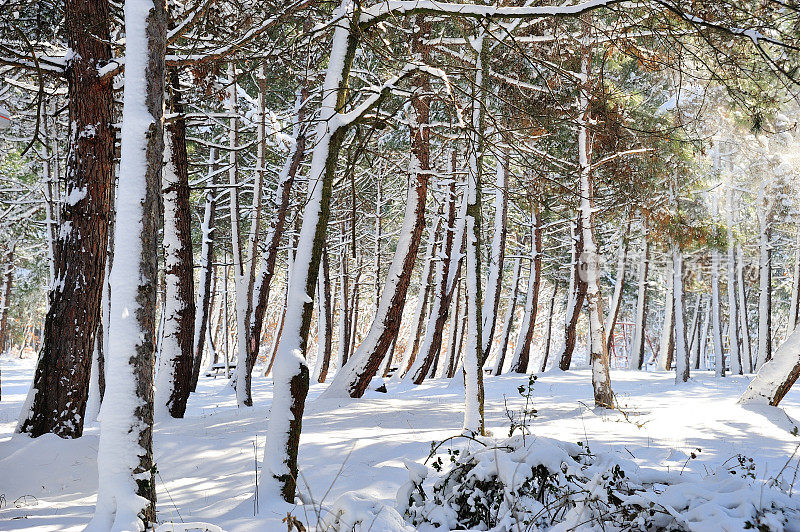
[85,0,165,524]
[659,256,674,371]
[789,229,800,334]
[540,281,560,372]
[737,242,753,372]
[0,242,15,356]
[445,280,463,378]
[508,210,542,374]
[711,193,725,377]
[739,323,800,406]
[756,181,774,370]
[493,257,522,375]
[260,1,358,503]
[604,219,629,355]
[312,247,333,383]
[190,150,217,392]
[697,296,711,370]
[558,219,587,371]
[673,246,690,383]
[726,184,742,375]
[154,74,196,419]
[577,67,613,408]
[18,0,115,438]
[631,230,649,370]
[481,151,508,363]
[225,63,256,407]
[462,31,489,434]
[323,16,433,398]
[249,88,307,378]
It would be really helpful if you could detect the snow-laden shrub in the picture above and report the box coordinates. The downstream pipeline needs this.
[398,435,800,531]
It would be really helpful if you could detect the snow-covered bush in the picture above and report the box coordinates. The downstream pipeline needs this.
[398,435,800,531]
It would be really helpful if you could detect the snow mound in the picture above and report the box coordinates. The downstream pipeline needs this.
[397,434,800,531]
[319,491,414,531]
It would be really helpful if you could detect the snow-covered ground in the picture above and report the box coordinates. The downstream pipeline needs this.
[2,356,800,531]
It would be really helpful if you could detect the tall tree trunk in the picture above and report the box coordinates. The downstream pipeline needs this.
[789,228,800,334]
[509,208,543,373]
[481,150,509,363]
[737,243,753,372]
[190,149,218,392]
[323,15,432,399]
[462,31,489,434]
[673,246,690,383]
[313,246,333,383]
[756,182,774,369]
[726,185,742,374]
[604,219,629,354]
[0,242,15,355]
[660,256,675,371]
[337,239,350,367]
[493,257,522,375]
[540,282,560,372]
[711,191,725,377]
[18,0,114,438]
[631,230,649,370]
[577,67,613,407]
[86,0,165,522]
[155,66,196,419]
[261,2,359,503]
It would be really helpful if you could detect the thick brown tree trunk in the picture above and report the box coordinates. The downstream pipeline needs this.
[18,0,114,438]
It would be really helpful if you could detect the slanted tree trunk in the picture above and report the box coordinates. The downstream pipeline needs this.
[631,230,649,370]
[18,0,114,438]
[559,219,587,370]
[509,207,542,374]
[407,153,464,382]
[249,88,306,377]
[324,15,432,399]
[739,323,800,406]
[155,66,196,419]
[85,0,165,522]
[493,257,522,375]
[190,149,218,392]
[445,280,463,378]
[261,3,360,503]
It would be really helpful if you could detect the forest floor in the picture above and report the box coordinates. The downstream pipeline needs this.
[2,356,800,531]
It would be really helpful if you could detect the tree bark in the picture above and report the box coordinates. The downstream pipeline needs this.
[558,220,587,370]
[18,0,115,438]
[493,257,522,375]
[155,66,196,419]
[631,230,649,370]
[86,0,165,522]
